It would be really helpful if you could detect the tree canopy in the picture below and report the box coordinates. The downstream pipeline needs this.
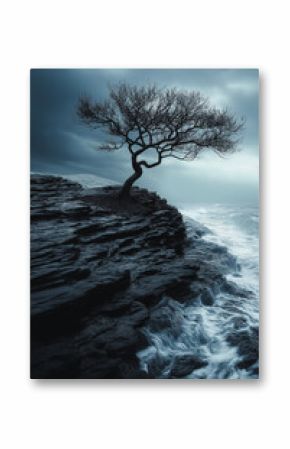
[78,83,243,197]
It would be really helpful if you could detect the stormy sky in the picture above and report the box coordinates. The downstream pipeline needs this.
[31,69,259,206]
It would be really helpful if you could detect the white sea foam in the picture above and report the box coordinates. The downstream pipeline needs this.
[138,204,259,379]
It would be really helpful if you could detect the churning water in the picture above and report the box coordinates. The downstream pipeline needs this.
[138,204,259,379]
[33,172,259,379]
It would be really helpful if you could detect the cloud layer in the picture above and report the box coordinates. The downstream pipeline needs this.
[31,69,259,205]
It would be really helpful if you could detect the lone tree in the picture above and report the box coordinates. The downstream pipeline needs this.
[78,84,243,198]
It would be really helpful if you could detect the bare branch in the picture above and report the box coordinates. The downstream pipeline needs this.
[77,82,244,196]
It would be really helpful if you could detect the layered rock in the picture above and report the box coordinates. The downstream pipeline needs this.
[31,174,253,379]
[31,175,191,378]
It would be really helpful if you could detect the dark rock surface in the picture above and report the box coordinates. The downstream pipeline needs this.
[31,174,246,379]
[170,355,208,378]
[31,175,188,378]
[227,326,259,373]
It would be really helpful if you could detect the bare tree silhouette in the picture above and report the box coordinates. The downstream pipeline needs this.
[78,84,243,198]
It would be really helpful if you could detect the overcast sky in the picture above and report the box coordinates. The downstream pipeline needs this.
[31,69,259,206]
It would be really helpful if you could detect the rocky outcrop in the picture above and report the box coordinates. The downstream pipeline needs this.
[170,355,208,378]
[31,174,247,379]
[31,175,191,378]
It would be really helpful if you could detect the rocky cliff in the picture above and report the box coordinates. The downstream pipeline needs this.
[31,174,253,379]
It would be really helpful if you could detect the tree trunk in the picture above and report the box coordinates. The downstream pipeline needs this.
[119,159,143,199]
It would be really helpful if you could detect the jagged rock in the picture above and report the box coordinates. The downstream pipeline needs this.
[222,280,252,298]
[30,174,245,379]
[149,304,184,335]
[200,287,215,306]
[227,328,259,363]
[31,174,189,378]
[104,326,147,355]
[170,355,208,378]
[236,356,257,370]
[147,356,169,377]
[149,307,173,332]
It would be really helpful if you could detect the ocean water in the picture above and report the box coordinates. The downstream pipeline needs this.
[138,203,259,379]
[32,172,259,378]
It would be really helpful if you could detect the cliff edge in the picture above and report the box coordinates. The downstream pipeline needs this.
[31,175,250,378]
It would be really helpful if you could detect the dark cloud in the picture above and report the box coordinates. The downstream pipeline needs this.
[31,69,259,204]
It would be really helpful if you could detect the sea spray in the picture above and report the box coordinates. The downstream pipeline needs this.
[138,204,259,379]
